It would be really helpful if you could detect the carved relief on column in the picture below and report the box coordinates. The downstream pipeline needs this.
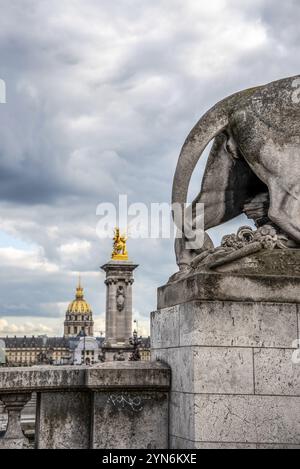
[116,285,125,312]
[105,277,118,344]
[124,278,134,342]
[0,393,32,448]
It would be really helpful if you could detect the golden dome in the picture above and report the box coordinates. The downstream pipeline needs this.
[67,279,92,315]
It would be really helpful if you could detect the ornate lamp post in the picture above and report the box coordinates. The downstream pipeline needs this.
[129,330,142,361]
[133,319,138,334]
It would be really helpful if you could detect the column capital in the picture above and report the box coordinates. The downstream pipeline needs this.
[124,278,134,285]
[105,278,118,286]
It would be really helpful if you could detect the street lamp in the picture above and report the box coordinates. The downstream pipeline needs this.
[133,319,138,335]
[129,330,142,361]
[83,319,87,365]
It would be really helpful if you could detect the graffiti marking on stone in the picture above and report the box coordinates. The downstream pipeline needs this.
[107,394,143,412]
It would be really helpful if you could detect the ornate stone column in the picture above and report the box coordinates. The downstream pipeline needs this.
[101,260,138,360]
[0,393,31,448]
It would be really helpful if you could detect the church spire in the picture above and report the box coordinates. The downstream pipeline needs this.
[75,274,84,300]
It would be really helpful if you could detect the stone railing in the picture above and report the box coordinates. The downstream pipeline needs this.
[0,362,170,449]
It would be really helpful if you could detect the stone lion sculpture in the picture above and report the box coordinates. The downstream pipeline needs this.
[172,75,300,276]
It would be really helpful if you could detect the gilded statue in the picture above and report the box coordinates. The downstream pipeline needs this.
[112,228,128,260]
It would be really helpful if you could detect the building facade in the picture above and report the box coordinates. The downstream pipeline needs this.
[2,336,71,366]
[71,336,104,365]
[139,337,151,361]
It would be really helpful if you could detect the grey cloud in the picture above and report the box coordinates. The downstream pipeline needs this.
[0,0,299,331]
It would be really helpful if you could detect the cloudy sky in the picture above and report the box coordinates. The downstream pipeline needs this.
[0,0,299,337]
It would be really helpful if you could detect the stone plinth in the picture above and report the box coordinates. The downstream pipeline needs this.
[101,260,138,354]
[151,268,300,449]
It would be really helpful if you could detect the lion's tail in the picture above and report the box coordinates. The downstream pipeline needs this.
[171,98,233,216]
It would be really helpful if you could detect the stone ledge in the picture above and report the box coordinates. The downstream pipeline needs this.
[0,362,170,393]
[86,362,170,389]
[158,271,300,309]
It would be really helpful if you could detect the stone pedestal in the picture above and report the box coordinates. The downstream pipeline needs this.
[151,263,300,449]
[101,260,138,358]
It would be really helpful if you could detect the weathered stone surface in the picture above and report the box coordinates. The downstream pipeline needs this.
[215,249,300,277]
[170,436,257,449]
[193,347,253,394]
[0,363,170,393]
[194,395,300,444]
[0,363,170,449]
[169,435,195,449]
[254,348,300,396]
[170,435,300,449]
[169,392,194,442]
[36,391,91,449]
[154,346,253,394]
[157,347,192,394]
[193,442,257,449]
[150,306,180,349]
[153,291,300,448]
[0,366,86,392]
[152,301,297,349]
[170,437,300,449]
[180,301,297,348]
[0,393,32,449]
[86,362,170,390]
[92,391,168,449]
[0,406,32,437]
[0,438,28,449]
[158,271,300,308]
[255,443,300,449]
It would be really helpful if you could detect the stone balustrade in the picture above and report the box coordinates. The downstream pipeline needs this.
[0,362,170,449]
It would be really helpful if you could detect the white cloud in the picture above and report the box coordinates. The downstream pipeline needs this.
[59,240,91,256]
[0,247,59,272]
[0,318,54,335]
